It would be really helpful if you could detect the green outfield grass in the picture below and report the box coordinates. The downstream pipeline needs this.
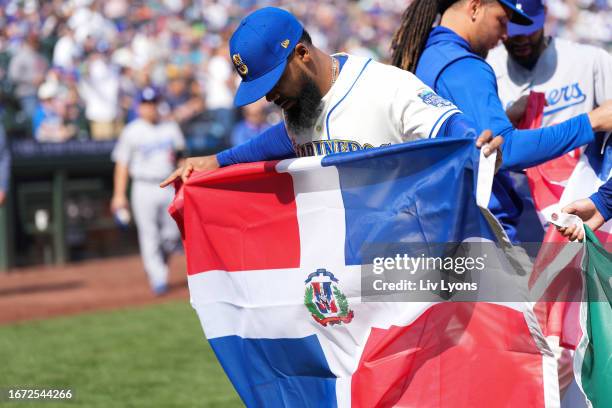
[0,301,242,407]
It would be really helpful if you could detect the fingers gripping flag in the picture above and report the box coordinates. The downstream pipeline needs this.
[169,138,561,407]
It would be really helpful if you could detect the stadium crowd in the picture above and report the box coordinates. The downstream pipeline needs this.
[0,0,610,150]
[0,0,404,151]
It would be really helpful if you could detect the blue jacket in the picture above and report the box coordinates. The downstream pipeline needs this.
[416,27,594,241]
[591,179,612,221]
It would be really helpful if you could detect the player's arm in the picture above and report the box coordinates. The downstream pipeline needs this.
[111,162,130,211]
[160,122,295,187]
[110,132,131,211]
[216,122,295,166]
[590,179,612,223]
[437,113,503,158]
[437,59,601,170]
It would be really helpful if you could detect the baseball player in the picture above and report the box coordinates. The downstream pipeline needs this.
[387,0,612,242]
[112,87,185,295]
[161,7,502,188]
[486,0,612,246]
[487,0,612,127]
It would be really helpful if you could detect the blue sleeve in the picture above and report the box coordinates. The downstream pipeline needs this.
[437,113,479,139]
[216,122,296,167]
[590,179,612,222]
[437,58,595,170]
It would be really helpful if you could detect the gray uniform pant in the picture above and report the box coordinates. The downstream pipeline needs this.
[131,181,180,289]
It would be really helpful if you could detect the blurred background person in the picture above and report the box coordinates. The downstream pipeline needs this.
[110,87,185,295]
[231,98,271,147]
[8,32,47,121]
[33,80,76,143]
[79,47,121,140]
[52,25,80,72]
[203,44,235,143]
[164,65,206,139]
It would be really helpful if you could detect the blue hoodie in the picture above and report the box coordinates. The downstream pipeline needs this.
[416,26,594,241]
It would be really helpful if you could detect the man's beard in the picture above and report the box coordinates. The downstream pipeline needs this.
[284,73,323,134]
[505,32,546,70]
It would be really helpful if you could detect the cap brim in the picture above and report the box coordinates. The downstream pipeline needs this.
[507,11,545,37]
[234,59,287,107]
[497,0,534,26]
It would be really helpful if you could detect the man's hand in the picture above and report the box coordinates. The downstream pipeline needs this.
[111,195,129,212]
[160,155,220,188]
[475,129,504,171]
[0,191,5,206]
[555,198,605,241]
[506,95,529,127]
[588,100,612,132]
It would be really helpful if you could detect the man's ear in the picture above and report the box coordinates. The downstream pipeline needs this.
[466,0,483,21]
[295,43,311,62]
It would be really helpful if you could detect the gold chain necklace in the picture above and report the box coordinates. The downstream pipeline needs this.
[331,56,339,87]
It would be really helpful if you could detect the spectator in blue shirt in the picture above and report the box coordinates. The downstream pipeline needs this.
[388,0,612,242]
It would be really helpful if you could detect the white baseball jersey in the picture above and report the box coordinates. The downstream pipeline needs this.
[112,118,185,182]
[286,54,461,157]
[487,38,612,126]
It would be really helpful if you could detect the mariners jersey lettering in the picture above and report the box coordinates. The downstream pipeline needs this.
[285,54,461,157]
[111,118,185,182]
[487,38,612,126]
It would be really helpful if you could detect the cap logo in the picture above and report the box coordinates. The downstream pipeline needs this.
[232,53,249,77]
[281,39,290,48]
[516,2,523,10]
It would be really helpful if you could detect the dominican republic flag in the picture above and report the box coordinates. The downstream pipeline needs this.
[170,138,562,407]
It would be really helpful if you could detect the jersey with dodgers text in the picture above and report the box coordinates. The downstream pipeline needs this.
[285,54,461,157]
[111,118,185,182]
[487,38,612,126]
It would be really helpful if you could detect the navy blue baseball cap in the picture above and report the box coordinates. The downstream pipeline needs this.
[507,0,545,37]
[497,0,534,26]
[229,7,304,107]
[138,87,161,103]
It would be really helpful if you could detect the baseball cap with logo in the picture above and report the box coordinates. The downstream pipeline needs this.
[497,0,534,26]
[229,7,304,107]
[138,87,161,103]
[506,0,545,37]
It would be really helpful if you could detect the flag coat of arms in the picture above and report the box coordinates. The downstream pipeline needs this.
[170,138,562,407]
